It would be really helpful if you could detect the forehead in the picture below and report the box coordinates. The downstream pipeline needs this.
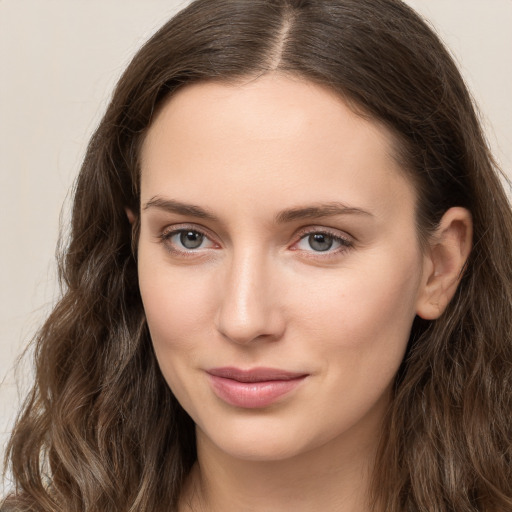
[142,74,396,160]
[140,74,415,219]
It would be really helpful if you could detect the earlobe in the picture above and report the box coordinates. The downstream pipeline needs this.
[125,207,136,225]
[416,207,473,320]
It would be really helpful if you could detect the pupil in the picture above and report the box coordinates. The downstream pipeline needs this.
[180,231,203,249]
[309,233,333,252]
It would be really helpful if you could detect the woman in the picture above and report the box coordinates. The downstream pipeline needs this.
[3,0,512,510]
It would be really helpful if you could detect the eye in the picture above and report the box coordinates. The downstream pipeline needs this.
[293,230,352,254]
[160,227,218,253]
[304,233,335,252]
[176,230,206,250]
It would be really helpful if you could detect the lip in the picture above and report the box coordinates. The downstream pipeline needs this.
[206,367,308,408]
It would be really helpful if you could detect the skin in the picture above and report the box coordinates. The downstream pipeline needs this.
[136,74,472,512]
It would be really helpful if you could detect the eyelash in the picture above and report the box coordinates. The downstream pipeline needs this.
[159,224,218,258]
[158,224,354,258]
[292,228,354,258]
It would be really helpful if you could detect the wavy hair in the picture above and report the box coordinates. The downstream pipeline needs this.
[4,0,512,510]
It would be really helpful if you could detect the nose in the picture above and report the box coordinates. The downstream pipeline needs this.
[215,250,285,345]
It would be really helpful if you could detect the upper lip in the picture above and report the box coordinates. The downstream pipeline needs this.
[207,367,309,383]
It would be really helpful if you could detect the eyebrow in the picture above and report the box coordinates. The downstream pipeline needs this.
[143,197,218,220]
[143,196,373,223]
[274,203,373,223]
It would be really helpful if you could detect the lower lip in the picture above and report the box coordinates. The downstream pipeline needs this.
[208,375,307,408]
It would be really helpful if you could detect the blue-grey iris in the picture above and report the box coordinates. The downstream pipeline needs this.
[309,233,333,252]
[180,231,204,249]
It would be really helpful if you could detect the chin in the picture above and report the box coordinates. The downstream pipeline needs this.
[213,436,309,462]
[196,416,331,463]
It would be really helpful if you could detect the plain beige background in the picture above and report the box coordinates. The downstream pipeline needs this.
[1,0,511,485]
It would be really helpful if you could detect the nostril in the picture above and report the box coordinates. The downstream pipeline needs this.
[216,319,280,345]
[215,302,285,345]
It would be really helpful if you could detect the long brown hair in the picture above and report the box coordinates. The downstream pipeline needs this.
[4,0,512,510]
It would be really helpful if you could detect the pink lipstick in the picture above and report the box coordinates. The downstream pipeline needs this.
[207,367,308,408]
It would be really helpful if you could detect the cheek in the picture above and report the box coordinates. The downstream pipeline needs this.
[136,238,220,370]
[292,249,422,375]
[138,260,218,412]
[139,268,215,347]
[287,254,422,432]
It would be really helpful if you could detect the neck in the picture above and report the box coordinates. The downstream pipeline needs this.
[179,417,384,512]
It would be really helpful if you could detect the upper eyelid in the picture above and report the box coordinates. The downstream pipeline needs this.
[161,223,215,239]
[292,231,352,250]
[158,223,354,248]
[158,224,219,251]
[293,225,354,242]
[159,226,218,255]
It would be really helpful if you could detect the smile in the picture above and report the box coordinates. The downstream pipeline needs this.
[206,367,309,408]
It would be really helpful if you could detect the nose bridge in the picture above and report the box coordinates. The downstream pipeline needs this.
[216,245,283,344]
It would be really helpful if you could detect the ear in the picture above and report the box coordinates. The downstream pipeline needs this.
[416,207,472,320]
[125,207,136,225]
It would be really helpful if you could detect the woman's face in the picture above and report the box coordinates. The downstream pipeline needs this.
[138,75,429,461]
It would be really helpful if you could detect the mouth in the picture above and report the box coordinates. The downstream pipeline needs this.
[206,367,309,408]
